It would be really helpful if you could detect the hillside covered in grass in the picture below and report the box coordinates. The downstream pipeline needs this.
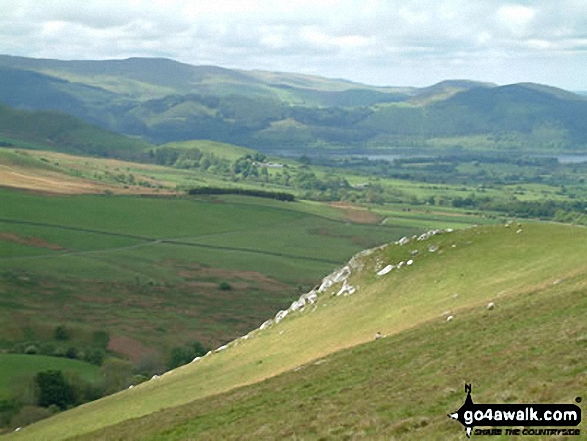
[2,187,463,368]
[1,55,587,152]
[0,104,150,158]
[7,222,586,440]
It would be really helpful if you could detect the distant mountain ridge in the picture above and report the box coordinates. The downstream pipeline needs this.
[0,54,586,152]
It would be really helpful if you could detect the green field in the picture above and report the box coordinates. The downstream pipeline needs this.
[7,222,586,440]
[161,140,258,162]
[73,253,587,440]
[0,187,487,361]
[0,354,99,400]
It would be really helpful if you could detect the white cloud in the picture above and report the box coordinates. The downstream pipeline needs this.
[0,0,586,89]
[496,4,536,34]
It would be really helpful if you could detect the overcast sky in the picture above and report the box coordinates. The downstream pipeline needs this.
[1,0,586,89]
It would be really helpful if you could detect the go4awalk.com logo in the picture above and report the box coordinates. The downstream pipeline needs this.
[448,384,582,437]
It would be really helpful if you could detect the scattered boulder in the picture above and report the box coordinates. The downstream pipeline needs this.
[397,236,410,245]
[302,291,318,304]
[407,259,413,266]
[274,310,288,324]
[375,332,382,340]
[417,229,442,242]
[215,344,228,352]
[446,315,454,322]
[377,264,394,276]
[192,356,202,363]
[260,319,273,330]
[487,302,495,310]
[318,266,351,293]
[429,245,438,252]
[336,280,356,296]
[289,298,305,311]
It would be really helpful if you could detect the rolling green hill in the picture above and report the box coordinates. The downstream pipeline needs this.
[0,104,150,158]
[74,250,587,440]
[6,222,586,440]
[2,55,587,152]
[3,187,467,362]
[0,355,100,400]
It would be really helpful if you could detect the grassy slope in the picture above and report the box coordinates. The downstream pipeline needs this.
[0,188,441,355]
[76,252,587,441]
[0,355,100,400]
[9,222,586,440]
[0,105,150,158]
[160,140,258,161]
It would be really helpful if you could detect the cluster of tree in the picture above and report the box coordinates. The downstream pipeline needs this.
[137,146,232,174]
[0,366,117,430]
[10,327,109,367]
[426,193,587,223]
[188,187,295,201]
[167,341,209,369]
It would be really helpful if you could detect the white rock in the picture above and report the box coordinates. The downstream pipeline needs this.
[15,427,21,432]
[446,315,454,322]
[335,279,357,296]
[397,261,405,268]
[215,344,228,352]
[260,319,273,330]
[274,310,288,324]
[377,264,393,276]
[397,236,410,245]
[151,375,160,380]
[289,299,305,311]
[407,259,413,266]
[318,266,351,293]
[128,385,134,389]
[487,302,495,310]
[516,229,523,234]
[192,357,201,363]
[429,245,438,252]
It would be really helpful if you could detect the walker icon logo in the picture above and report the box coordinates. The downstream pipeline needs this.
[448,384,582,437]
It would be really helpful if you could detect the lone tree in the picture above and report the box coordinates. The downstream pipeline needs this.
[35,370,75,410]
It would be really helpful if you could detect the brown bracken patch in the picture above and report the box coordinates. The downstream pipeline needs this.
[178,267,290,293]
[328,201,382,224]
[0,162,177,196]
[0,232,67,250]
[107,335,156,362]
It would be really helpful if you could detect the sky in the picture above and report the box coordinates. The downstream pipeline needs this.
[1,0,586,90]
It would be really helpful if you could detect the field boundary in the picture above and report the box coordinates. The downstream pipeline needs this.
[0,218,341,264]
